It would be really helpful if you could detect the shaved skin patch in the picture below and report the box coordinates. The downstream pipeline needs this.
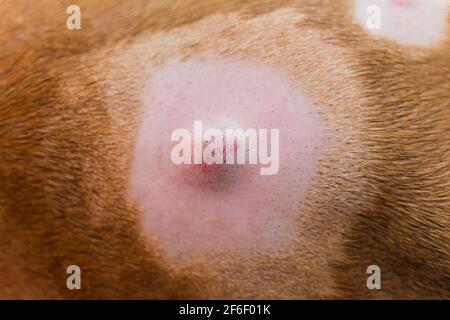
[128,58,323,262]
[355,0,449,46]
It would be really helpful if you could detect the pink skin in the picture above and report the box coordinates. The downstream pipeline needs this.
[392,0,416,7]
[128,58,323,262]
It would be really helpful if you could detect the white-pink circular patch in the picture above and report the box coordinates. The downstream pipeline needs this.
[128,58,323,262]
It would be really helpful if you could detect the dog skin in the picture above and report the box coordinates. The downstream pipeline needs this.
[0,0,449,299]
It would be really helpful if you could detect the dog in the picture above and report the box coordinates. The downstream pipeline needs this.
[0,0,448,299]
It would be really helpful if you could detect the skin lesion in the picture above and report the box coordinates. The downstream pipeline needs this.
[128,57,323,262]
[354,0,450,47]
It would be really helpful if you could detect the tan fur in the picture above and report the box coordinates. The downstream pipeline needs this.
[0,0,448,299]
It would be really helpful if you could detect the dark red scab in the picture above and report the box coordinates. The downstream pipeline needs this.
[195,138,239,171]
[190,140,235,173]
[181,139,243,189]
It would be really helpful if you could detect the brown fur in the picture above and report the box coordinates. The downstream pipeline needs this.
[0,0,448,299]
